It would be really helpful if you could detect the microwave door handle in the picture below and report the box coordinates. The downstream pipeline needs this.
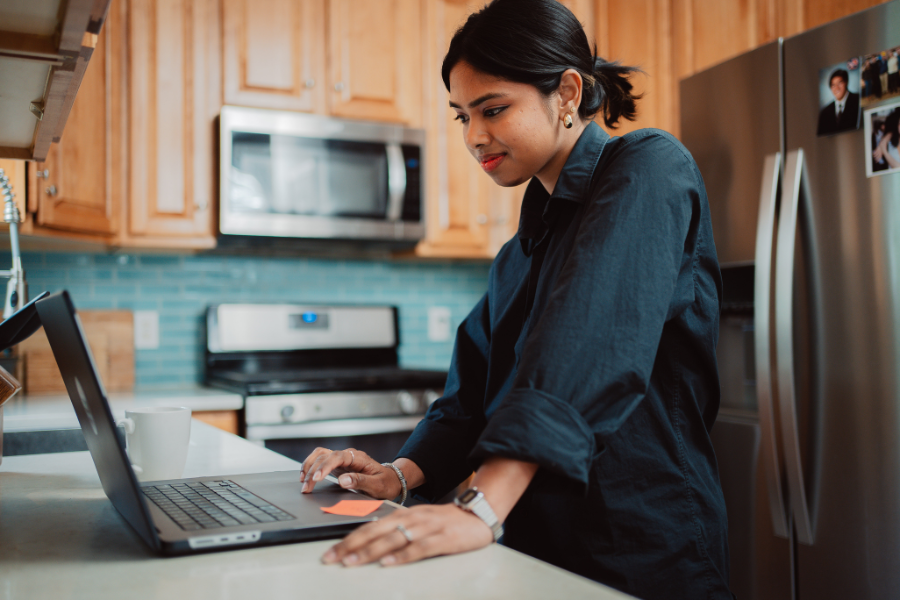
[775,148,816,545]
[386,143,406,222]
[755,152,791,539]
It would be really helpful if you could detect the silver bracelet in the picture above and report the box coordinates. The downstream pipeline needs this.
[381,462,408,506]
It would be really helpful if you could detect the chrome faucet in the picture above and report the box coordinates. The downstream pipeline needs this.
[0,168,27,319]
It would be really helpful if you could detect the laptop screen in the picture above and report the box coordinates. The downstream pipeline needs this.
[35,291,160,551]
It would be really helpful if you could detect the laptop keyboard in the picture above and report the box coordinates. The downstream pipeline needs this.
[142,480,295,530]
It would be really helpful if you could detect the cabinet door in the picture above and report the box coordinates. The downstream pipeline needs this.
[126,0,217,246]
[27,0,124,238]
[416,0,492,257]
[327,0,423,124]
[222,0,326,112]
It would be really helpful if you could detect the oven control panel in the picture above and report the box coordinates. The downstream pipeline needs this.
[245,389,442,426]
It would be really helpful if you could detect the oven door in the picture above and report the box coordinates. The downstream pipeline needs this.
[219,106,424,242]
[246,416,423,466]
[243,388,437,465]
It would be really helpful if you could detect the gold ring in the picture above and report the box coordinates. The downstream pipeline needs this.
[396,524,414,543]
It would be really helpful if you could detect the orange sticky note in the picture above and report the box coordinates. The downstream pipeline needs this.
[320,499,383,517]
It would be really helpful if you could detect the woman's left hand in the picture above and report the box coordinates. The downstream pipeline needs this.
[321,503,494,567]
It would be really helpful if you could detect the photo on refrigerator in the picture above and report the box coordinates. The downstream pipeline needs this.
[863,99,900,177]
[816,58,861,136]
[860,46,900,107]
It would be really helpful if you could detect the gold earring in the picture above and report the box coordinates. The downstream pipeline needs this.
[570,106,577,113]
[564,114,573,129]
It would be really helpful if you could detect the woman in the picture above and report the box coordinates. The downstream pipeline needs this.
[300,1,731,598]
[874,108,900,170]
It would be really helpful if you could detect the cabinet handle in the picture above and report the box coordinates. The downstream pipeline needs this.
[476,214,488,225]
[305,79,316,89]
[45,185,58,197]
[333,81,345,92]
[195,198,209,212]
[35,169,49,179]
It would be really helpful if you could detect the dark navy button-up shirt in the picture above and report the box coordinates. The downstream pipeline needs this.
[397,122,731,600]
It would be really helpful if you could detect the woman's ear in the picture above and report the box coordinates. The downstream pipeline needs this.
[557,69,583,118]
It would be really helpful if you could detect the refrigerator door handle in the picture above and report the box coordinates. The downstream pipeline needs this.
[754,152,790,538]
[775,148,815,545]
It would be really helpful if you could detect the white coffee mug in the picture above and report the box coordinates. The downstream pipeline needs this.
[117,407,191,482]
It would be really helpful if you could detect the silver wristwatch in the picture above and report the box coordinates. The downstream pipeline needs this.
[454,487,503,542]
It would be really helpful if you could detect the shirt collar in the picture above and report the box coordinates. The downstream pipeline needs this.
[517,122,609,254]
[835,95,847,114]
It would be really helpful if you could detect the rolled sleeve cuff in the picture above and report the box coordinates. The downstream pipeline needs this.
[395,416,481,502]
[468,388,597,488]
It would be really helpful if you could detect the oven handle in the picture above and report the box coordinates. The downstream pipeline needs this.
[386,143,407,221]
[245,416,423,441]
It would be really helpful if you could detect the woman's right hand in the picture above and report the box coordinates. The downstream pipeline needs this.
[300,447,403,500]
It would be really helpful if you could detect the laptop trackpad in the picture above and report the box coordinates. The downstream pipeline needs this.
[229,470,396,526]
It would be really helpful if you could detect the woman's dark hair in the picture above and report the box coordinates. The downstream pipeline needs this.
[886,108,900,148]
[441,0,641,129]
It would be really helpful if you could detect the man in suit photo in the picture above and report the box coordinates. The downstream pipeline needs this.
[818,68,860,136]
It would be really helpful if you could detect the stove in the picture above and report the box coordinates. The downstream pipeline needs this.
[205,303,445,448]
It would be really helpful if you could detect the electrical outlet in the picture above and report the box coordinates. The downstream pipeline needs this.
[134,310,159,350]
[427,306,451,342]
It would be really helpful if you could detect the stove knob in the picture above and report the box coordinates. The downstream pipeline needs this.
[398,391,419,415]
[424,389,441,406]
[280,405,295,421]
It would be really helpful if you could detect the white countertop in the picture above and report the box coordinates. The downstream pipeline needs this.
[0,420,631,600]
[2,386,243,432]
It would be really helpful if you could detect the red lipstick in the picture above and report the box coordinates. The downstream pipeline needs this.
[479,153,506,172]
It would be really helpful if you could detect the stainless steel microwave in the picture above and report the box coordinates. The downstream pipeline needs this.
[219,106,425,245]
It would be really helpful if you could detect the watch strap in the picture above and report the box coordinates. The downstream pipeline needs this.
[455,487,503,542]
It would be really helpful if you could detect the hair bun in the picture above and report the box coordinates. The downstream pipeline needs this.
[585,55,642,129]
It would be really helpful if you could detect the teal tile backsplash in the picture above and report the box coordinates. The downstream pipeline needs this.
[24,251,491,389]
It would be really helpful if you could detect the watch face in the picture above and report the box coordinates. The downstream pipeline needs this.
[459,489,479,504]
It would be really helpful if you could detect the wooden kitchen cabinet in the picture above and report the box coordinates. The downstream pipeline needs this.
[19,0,218,249]
[0,0,113,162]
[221,0,423,126]
[222,0,326,113]
[24,0,126,242]
[193,410,240,435]
[326,0,423,125]
[122,0,219,248]
[415,0,491,258]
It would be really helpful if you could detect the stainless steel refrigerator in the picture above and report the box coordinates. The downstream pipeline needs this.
[680,2,900,599]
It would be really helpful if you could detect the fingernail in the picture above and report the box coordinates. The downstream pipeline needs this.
[343,553,359,566]
[339,474,352,487]
[313,471,322,481]
[322,550,337,564]
[381,555,396,566]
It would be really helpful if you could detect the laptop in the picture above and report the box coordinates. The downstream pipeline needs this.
[35,290,396,555]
